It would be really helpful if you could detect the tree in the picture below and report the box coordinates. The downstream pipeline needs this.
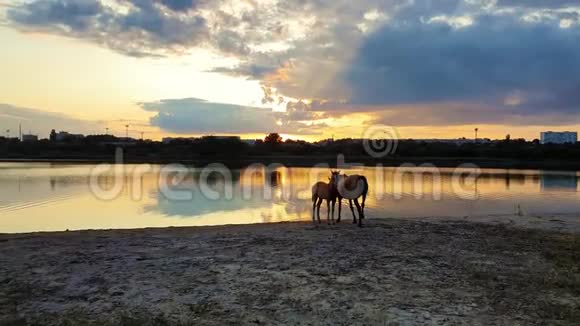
[264,133,282,144]
[49,129,57,142]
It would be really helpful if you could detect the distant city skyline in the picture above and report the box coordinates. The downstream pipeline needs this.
[5,125,580,144]
[2,1,580,141]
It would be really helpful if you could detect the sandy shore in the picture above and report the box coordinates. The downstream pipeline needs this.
[1,218,579,325]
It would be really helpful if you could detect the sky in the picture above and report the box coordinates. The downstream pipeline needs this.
[1,0,580,141]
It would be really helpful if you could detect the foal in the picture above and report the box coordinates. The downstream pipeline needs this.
[311,177,338,225]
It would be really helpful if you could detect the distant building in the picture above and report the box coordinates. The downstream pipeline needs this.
[54,131,84,142]
[202,135,241,141]
[103,139,137,146]
[0,137,20,143]
[413,138,491,145]
[540,131,578,144]
[162,137,174,144]
[162,136,241,144]
[21,134,38,142]
[162,137,198,144]
[316,138,336,146]
[241,139,258,146]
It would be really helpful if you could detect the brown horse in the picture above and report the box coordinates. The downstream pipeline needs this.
[330,171,368,227]
[311,177,339,225]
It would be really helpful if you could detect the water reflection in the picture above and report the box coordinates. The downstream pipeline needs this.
[267,170,282,187]
[1,163,580,233]
[540,172,578,191]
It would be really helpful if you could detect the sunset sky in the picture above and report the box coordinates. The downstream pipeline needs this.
[1,0,580,141]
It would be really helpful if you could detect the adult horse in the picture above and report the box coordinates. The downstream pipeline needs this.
[311,176,339,225]
[331,171,368,227]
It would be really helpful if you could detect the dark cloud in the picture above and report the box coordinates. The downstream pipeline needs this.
[497,0,580,8]
[140,98,325,135]
[371,102,580,126]
[344,15,580,117]
[214,30,251,56]
[7,0,208,57]
[285,100,326,121]
[213,0,478,100]
[3,0,470,61]
[158,0,197,12]
[7,0,103,31]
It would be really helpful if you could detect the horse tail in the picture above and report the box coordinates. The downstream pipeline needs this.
[360,176,369,196]
[361,176,368,212]
[362,192,367,210]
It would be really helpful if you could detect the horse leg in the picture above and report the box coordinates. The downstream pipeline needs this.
[312,195,317,224]
[331,199,336,225]
[316,198,322,224]
[349,200,357,224]
[354,198,363,227]
[336,198,342,223]
[326,200,331,225]
[361,193,367,219]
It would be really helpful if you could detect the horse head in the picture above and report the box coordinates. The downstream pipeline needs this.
[329,170,341,185]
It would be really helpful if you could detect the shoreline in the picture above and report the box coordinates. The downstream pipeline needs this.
[2,213,580,236]
[1,217,579,325]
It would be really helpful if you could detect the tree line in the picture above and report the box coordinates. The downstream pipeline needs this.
[1,132,580,162]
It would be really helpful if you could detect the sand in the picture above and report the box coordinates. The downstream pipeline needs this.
[0,218,579,325]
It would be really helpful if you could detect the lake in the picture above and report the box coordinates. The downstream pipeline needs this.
[1,162,580,233]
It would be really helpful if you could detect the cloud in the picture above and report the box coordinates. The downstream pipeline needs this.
[0,103,102,137]
[7,0,209,57]
[7,0,103,31]
[496,0,580,9]
[209,64,277,80]
[339,14,580,121]
[371,102,580,126]
[158,0,198,12]
[205,0,489,100]
[6,0,580,129]
[347,16,578,104]
[3,0,471,63]
[140,98,325,135]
